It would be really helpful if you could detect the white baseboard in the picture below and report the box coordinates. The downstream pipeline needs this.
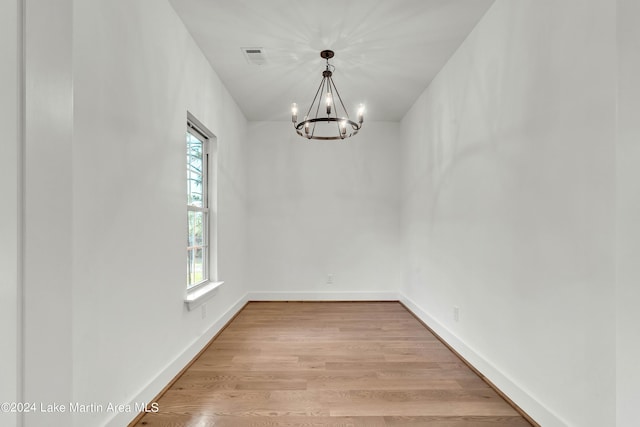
[105,294,249,427]
[247,291,401,301]
[399,294,567,427]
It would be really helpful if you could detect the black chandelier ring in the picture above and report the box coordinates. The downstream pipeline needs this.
[294,117,361,140]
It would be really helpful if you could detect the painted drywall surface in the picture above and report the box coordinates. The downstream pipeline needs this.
[247,121,401,295]
[0,1,20,426]
[71,1,248,425]
[22,0,75,425]
[616,1,640,425]
[400,1,615,426]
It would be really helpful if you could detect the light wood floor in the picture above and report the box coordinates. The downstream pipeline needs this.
[132,301,532,426]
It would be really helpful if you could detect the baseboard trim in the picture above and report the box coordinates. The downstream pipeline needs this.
[247,291,401,301]
[399,295,567,427]
[111,294,250,427]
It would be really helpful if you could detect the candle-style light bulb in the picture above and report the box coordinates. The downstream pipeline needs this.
[325,92,332,115]
[357,104,365,124]
[291,103,298,123]
[304,116,310,135]
[340,120,347,137]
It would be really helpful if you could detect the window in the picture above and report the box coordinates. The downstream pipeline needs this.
[186,118,213,289]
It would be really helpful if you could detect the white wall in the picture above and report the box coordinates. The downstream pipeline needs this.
[616,0,640,425]
[247,122,401,299]
[22,0,75,425]
[11,0,250,426]
[0,1,21,426]
[400,1,616,426]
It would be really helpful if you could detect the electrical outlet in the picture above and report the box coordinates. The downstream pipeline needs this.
[201,304,207,319]
[327,274,334,285]
[453,306,460,322]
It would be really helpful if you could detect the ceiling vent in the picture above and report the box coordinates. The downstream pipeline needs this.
[241,47,267,65]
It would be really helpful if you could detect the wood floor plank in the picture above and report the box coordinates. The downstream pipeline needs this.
[384,415,533,426]
[136,414,388,427]
[131,302,533,427]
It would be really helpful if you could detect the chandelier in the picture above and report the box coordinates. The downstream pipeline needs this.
[291,50,364,140]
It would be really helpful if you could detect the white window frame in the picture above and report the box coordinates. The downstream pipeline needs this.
[184,113,223,310]
[187,121,210,289]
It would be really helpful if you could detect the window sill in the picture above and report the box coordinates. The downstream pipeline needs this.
[184,281,224,311]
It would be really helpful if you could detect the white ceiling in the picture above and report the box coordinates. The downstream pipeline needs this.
[168,0,495,122]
